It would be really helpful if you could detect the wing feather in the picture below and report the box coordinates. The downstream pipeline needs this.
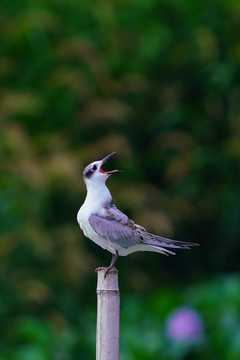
[89,204,199,250]
[89,213,143,248]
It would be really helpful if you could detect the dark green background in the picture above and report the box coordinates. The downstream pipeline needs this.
[1,0,240,358]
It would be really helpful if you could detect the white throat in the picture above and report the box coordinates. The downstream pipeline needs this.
[83,180,112,213]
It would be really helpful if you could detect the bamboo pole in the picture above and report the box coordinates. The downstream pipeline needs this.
[96,268,120,360]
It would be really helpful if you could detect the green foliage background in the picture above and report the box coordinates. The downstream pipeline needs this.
[1,0,240,358]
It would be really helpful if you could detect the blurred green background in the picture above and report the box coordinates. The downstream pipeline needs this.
[1,0,240,359]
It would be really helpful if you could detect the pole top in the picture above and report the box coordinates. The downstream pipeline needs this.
[96,267,119,292]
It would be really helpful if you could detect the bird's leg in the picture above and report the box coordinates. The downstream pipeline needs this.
[104,250,119,278]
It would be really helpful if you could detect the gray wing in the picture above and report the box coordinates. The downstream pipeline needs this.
[89,203,199,250]
[89,207,144,248]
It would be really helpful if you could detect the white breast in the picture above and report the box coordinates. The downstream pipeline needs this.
[77,205,117,254]
[77,181,124,255]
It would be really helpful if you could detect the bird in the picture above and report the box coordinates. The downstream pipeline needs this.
[77,152,199,276]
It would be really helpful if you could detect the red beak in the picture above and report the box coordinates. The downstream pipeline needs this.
[100,152,123,174]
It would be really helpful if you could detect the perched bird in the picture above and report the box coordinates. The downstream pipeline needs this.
[77,152,198,276]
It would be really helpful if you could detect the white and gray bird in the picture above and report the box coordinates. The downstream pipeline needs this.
[77,152,198,276]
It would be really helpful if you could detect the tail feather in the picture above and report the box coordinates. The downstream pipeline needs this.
[148,245,176,256]
[144,234,199,250]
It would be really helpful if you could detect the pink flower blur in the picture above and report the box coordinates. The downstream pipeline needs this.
[166,307,203,342]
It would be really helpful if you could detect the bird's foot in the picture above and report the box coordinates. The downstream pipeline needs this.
[95,266,118,278]
[95,250,119,278]
[103,265,116,278]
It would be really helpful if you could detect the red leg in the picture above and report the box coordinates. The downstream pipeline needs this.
[104,251,119,278]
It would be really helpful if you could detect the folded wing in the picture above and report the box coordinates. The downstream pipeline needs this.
[89,205,198,251]
[89,213,143,248]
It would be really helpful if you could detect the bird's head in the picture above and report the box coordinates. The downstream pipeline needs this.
[83,152,122,188]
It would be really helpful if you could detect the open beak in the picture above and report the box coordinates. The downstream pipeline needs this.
[100,152,123,174]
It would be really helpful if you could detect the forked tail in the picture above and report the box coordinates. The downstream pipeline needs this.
[143,233,199,251]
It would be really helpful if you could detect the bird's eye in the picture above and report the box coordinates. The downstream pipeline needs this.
[92,165,97,171]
